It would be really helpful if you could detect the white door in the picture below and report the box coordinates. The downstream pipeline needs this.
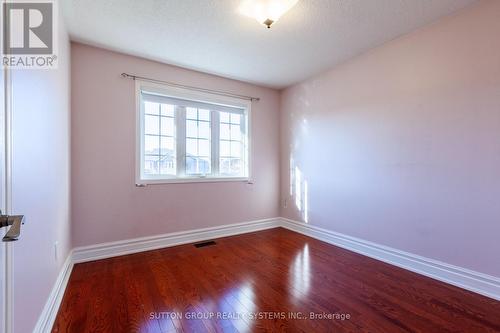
[1,56,15,333]
[0,57,11,333]
[1,0,9,326]
[1,44,20,333]
[1,63,5,333]
[1,2,69,331]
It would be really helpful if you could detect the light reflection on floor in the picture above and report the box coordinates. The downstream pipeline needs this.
[290,243,311,301]
[140,239,312,331]
[219,282,256,332]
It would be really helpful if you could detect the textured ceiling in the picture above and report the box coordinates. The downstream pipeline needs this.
[62,0,477,89]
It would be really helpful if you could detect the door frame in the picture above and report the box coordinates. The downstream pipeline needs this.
[1,0,14,327]
[2,67,14,333]
[0,65,5,333]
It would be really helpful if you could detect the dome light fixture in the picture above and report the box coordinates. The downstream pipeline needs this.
[239,0,299,29]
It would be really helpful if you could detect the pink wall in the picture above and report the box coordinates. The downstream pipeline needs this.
[71,43,280,247]
[11,6,71,333]
[280,0,500,278]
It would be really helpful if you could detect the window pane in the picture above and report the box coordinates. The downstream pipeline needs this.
[160,137,174,154]
[230,113,241,124]
[231,141,241,157]
[145,101,159,115]
[199,157,211,174]
[186,156,211,175]
[230,158,242,175]
[186,138,198,156]
[145,135,159,155]
[220,158,242,176]
[199,139,210,157]
[145,115,159,135]
[186,156,196,174]
[199,109,210,121]
[220,123,230,140]
[220,112,230,123]
[230,124,241,141]
[161,104,174,117]
[220,140,230,157]
[144,155,160,175]
[161,117,175,136]
[184,106,212,176]
[220,157,230,174]
[198,121,210,139]
[186,120,197,138]
[186,107,197,120]
[159,155,176,175]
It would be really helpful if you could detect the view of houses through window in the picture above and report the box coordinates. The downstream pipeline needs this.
[220,112,244,176]
[186,107,211,175]
[144,102,176,175]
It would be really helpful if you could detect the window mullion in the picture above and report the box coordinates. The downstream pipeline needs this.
[241,115,247,177]
[139,94,145,180]
[211,111,220,176]
[176,106,186,176]
[158,104,162,174]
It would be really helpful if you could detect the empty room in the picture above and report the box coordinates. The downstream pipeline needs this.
[1,0,500,332]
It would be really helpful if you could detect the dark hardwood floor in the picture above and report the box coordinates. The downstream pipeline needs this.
[53,228,500,332]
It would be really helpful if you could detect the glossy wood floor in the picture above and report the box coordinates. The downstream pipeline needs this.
[53,228,500,333]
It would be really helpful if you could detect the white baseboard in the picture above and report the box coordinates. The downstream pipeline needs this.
[72,217,281,263]
[33,253,74,333]
[280,217,500,301]
[71,216,500,301]
[34,217,280,332]
[34,216,500,332]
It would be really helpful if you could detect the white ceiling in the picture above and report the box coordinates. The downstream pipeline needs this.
[62,0,476,89]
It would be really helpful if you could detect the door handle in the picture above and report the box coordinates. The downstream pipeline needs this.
[0,210,25,242]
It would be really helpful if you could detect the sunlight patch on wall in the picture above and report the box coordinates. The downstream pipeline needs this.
[303,180,308,223]
[289,155,309,223]
[295,166,302,211]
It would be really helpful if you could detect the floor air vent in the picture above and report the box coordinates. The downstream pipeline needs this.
[194,240,217,248]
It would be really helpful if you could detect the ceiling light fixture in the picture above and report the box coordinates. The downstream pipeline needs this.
[239,0,299,29]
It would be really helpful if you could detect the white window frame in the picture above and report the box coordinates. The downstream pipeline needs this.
[135,80,252,184]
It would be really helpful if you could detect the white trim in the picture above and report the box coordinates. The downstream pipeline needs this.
[135,79,142,187]
[0,244,6,333]
[4,246,13,333]
[134,79,252,185]
[245,101,252,181]
[211,110,220,176]
[72,217,280,263]
[280,218,500,301]
[33,253,74,333]
[138,81,251,110]
[136,177,250,185]
[2,31,14,333]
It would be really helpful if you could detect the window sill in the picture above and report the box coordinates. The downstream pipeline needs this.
[136,177,251,186]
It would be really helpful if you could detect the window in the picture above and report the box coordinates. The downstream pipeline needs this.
[220,112,245,176]
[136,81,250,184]
[186,107,212,175]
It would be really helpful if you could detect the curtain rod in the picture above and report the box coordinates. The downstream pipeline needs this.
[121,73,260,102]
